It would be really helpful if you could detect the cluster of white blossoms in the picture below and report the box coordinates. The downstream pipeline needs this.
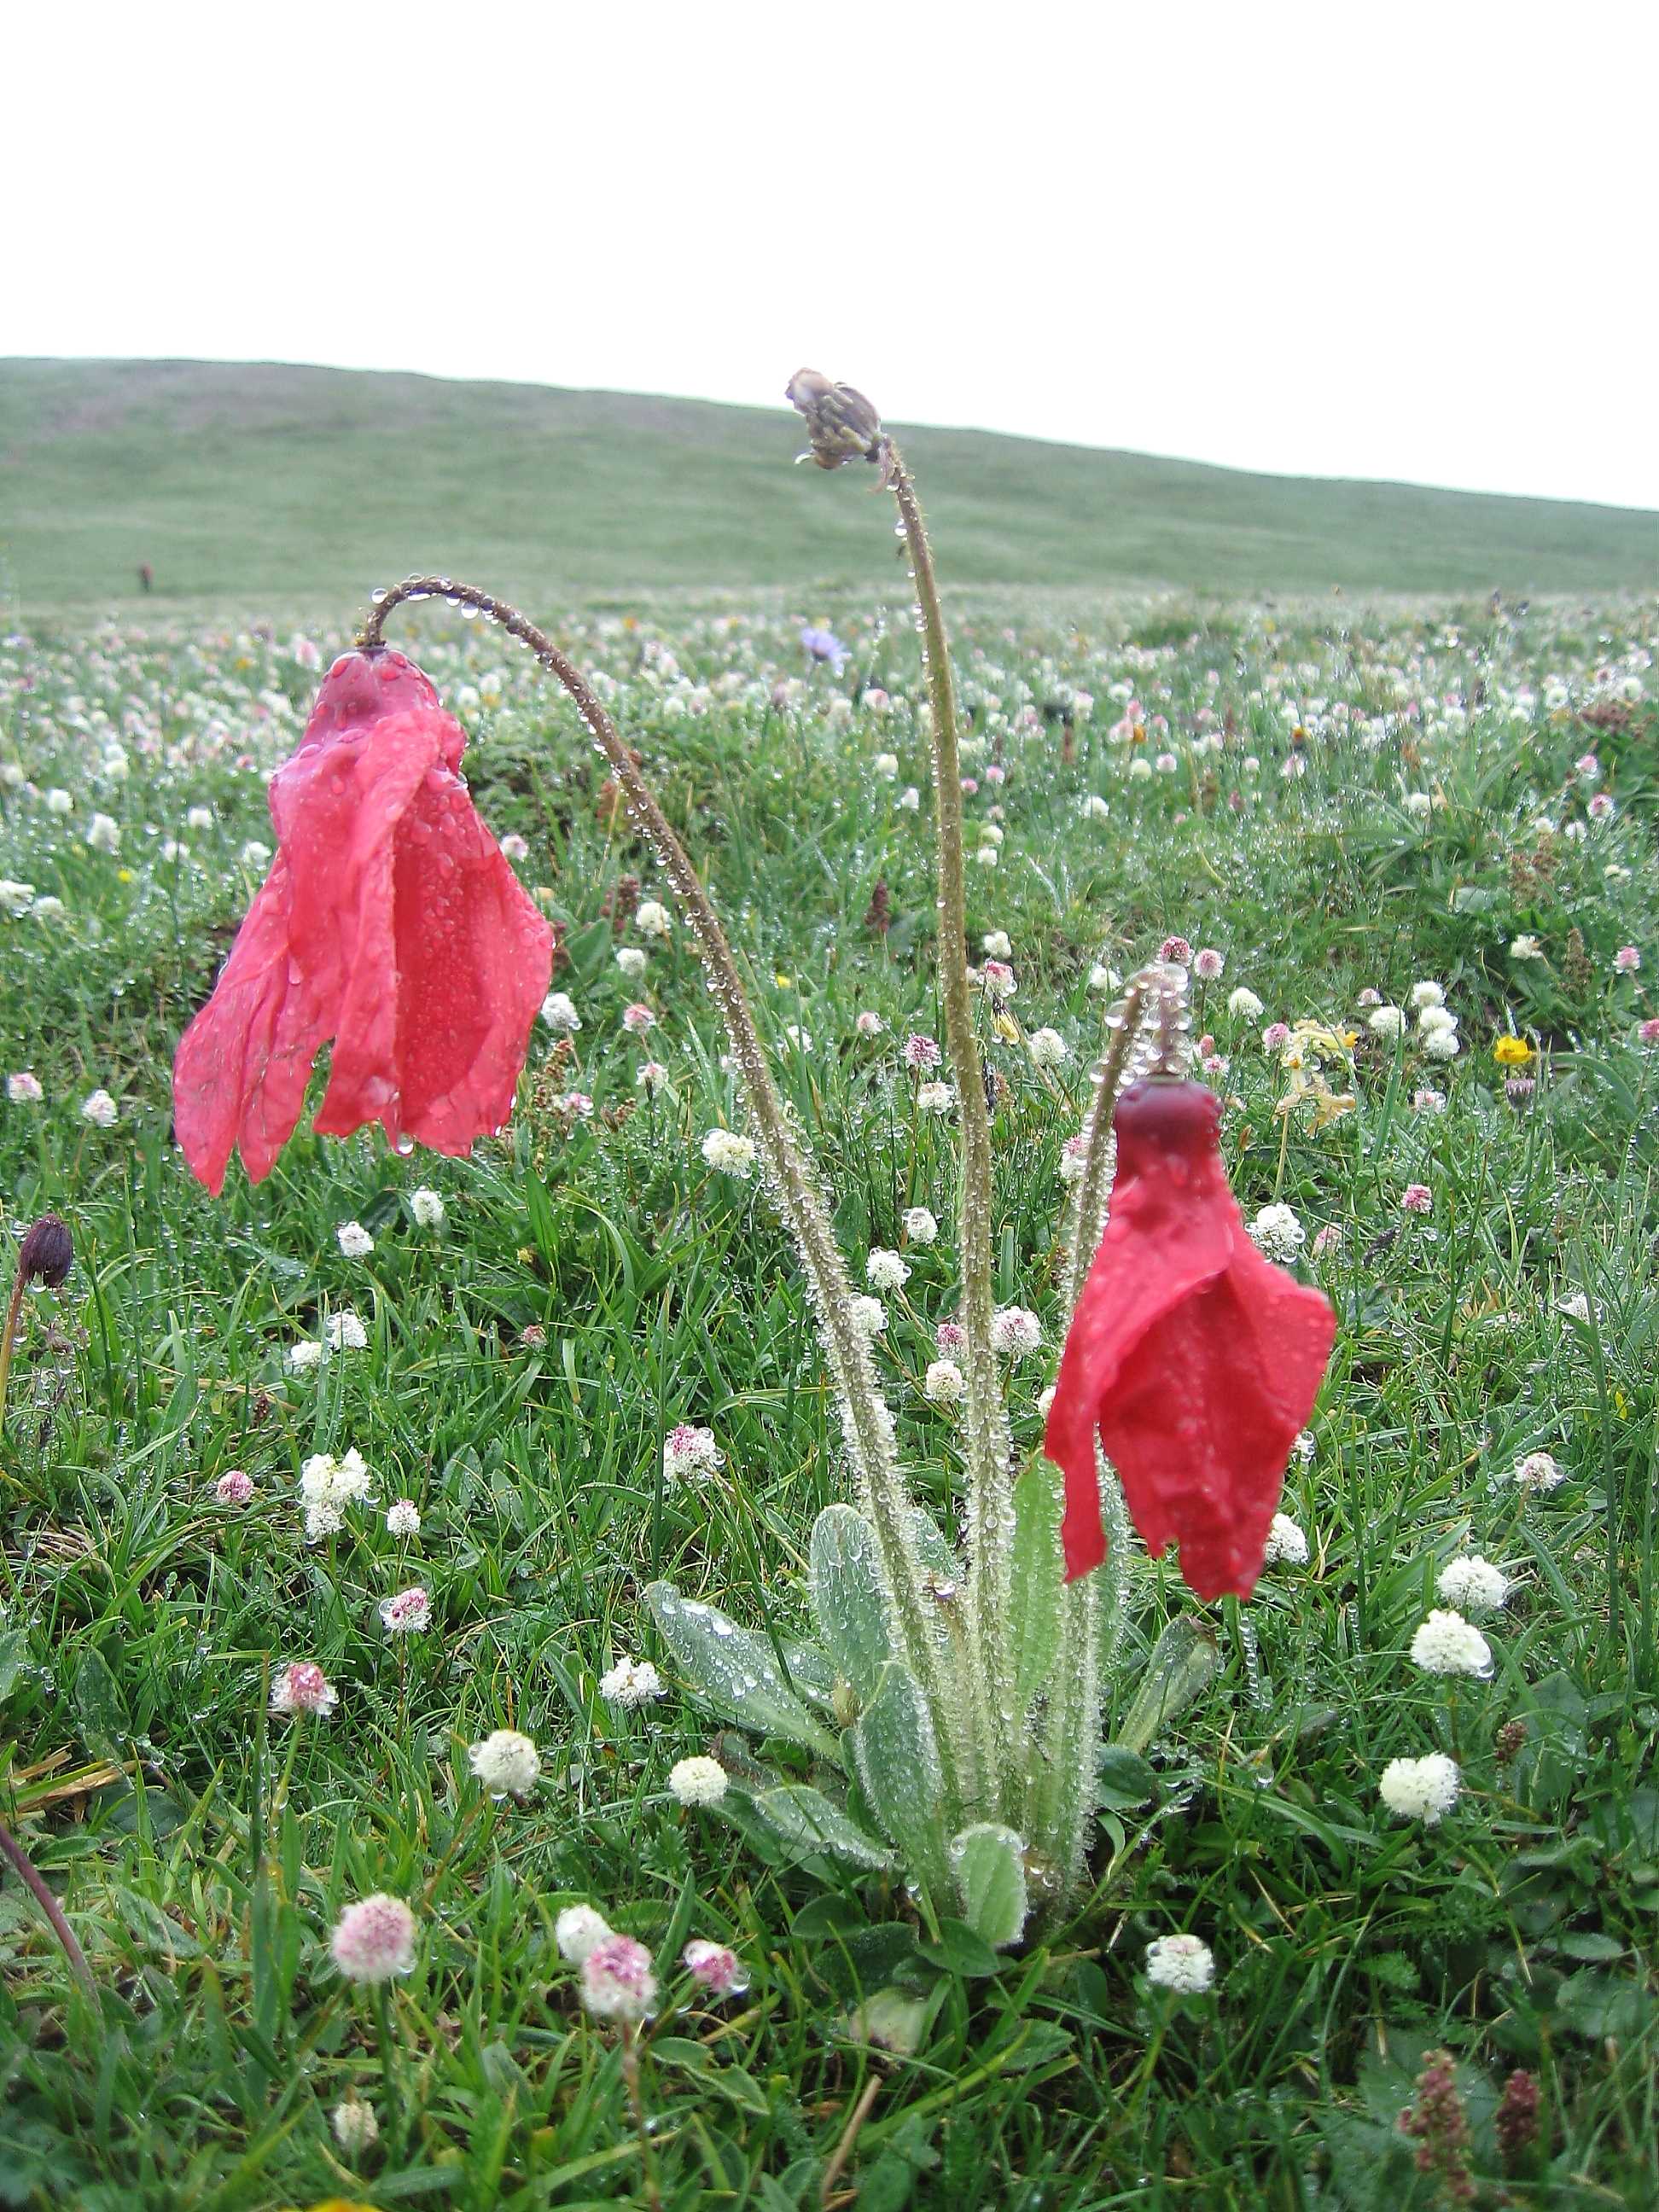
[409,1187,446,1229]
[541,990,582,1033]
[1027,1027,1068,1070]
[1144,1933,1215,1994]
[335,1220,375,1260]
[865,1248,911,1292]
[635,899,672,939]
[701,1128,757,1179]
[902,1206,938,1244]
[1249,1203,1306,1265]
[468,1728,541,1799]
[1261,1513,1309,1566]
[1378,1752,1461,1825]
[990,1306,1042,1355]
[668,1755,729,1807]
[1511,1450,1564,1493]
[924,1358,965,1404]
[662,1424,724,1484]
[1435,1555,1509,1612]
[600,1656,665,1708]
[1409,1609,1492,1677]
[299,1448,372,1541]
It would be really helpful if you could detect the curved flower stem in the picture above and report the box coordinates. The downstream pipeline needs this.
[887,457,1013,1795]
[358,579,969,1812]
[0,1815,96,2005]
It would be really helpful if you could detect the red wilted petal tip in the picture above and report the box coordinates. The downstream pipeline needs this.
[173,649,554,1192]
[1045,1077,1335,1602]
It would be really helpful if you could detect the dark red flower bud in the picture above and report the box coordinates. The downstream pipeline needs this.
[1045,1077,1336,1602]
[18,1214,73,1289]
[173,649,555,1193]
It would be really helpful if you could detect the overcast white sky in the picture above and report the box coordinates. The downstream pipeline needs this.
[6,2,1656,509]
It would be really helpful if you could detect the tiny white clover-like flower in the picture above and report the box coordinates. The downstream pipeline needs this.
[1027,1027,1068,1070]
[991,1306,1042,1355]
[865,1248,911,1292]
[1367,1005,1407,1039]
[327,1311,368,1352]
[600,1656,664,1708]
[335,1220,375,1260]
[540,990,582,1033]
[1436,1555,1508,1612]
[555,1905,614,1964]
[850,1295,888,1341]
[331,2097,379,2152]
[662,1424,723,1483]
[385,1498,422,1538]
[668,1755,729,1807]
[1262,1513,1309,1566]
[1249,1203,1306,1265]
[1226,987,1264,1020]
[1511,1449,1564,1491]
[1144,1934,1214,1994]
[1410,981,1446,1010]
[635,899,672,939]
[701,1128,757,1179]
[902,1206,939,1244]
[468,1728,540,1798]
[924,1359,965,1404]
[81,1088,119,1128]
[1378,1752,1460,1825]
[410,1187,446,1229]
[1409,1609,1492,1678]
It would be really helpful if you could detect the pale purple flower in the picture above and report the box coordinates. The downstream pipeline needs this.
[800,626,847,674]
[581,1932,658,2022]
[1192,947,1225,981]
[1613,946,1641,974]
[379,1586,431,1635]
[330,1894,417,1982]
[1400,1184,1434,1214]
[215,1469,255,1505]
[903,1032,942,1072]
[682,1939,749,1998]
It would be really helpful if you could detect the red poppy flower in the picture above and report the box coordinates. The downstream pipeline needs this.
[1045,1077,1336,1602]
[174,648,555,1194]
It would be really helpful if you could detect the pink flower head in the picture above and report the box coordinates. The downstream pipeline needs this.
[379,1586,430,1634]
[173,649,556,1193]
[935,1318,967,1353]
[903,1032,942,1072]
[854,1010,885,1036]
[1400,1184,1433,1214]
[960,777,979,796]
[1614,946,1641,974]
[1159,936,1193,966]
[1587,793,1613,820]
[1192,949,1225,981]
[1262,1022,1291,1052]
[682,1939,749,1998]
[1575,752,1599,778]
[985,763,1006,785]
[330,1893,416,1982]
[981,960,1016,1000]
[215,1469,255,1505]
[271,1659,337,1717]
[1639,1016,1659,1045]
[621,1002,656,1033]
[1356,987,1382,1008]
[581,1932,658,2021]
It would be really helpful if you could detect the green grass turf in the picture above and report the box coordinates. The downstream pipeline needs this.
[0,560,1655,2207]
[2,357,1656,625]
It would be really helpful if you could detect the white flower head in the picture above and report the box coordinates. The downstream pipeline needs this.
[1261,1513,1308,1566]
[1249,1203,1306,1265]
[468,1728,540,1798]
[1378,1752,1460,1825]
[924,1359,965,1404]
[1144,1934,1214,1994]
[81,1088,119,1128]
[902,1206,939,1245]
[541,991,582,1033]
[701,1127,757,1179]
[410,1187,446,1229]
[1227,987,1264,1020]
[335,1220,375,1260]
[600,1656,664,1708]
[635,899,672,939]
[555,1903,614,1963]
[991,1307,1042,1356]
[1028,1027,1068,1070]
[1511,1450,1564,1492]
[1436,1555,1508,1612]
[1409,1609,1492,1678]
[865,1248,911,1292]
[668,1755,729,1807]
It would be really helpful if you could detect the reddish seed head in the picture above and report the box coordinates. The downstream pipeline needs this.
[1045,1077,1336,1601]
[18,1214,73,1289]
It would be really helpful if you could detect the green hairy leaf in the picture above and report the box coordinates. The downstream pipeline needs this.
[1009,1467,1065,1705]
[744,1783,894,1870]
[808,1505,895,1703]
[849,1662,951,1895]
[949,1823,1030,1949]
[645,1581,841,1756]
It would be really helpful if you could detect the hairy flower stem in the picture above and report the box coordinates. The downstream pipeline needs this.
[888,457,1014,1799]
[358,580,970,1811]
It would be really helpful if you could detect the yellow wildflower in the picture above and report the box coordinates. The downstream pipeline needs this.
[1493,1036,1533,1067]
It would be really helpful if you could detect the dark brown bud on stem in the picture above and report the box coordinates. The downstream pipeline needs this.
[19,1214,73,1290]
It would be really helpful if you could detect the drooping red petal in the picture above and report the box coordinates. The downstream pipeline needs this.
[172,649,553,1190]
[1045,1078,1336,1602]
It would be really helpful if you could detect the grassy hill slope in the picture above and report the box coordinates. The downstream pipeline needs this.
[2,356,1653,620]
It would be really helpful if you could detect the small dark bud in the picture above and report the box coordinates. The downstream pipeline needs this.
[19,1214,72,1289]
[786,368,892,478]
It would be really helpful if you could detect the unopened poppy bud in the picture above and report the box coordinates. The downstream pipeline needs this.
[785,368,890,474]
[19,1214,72,1289]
